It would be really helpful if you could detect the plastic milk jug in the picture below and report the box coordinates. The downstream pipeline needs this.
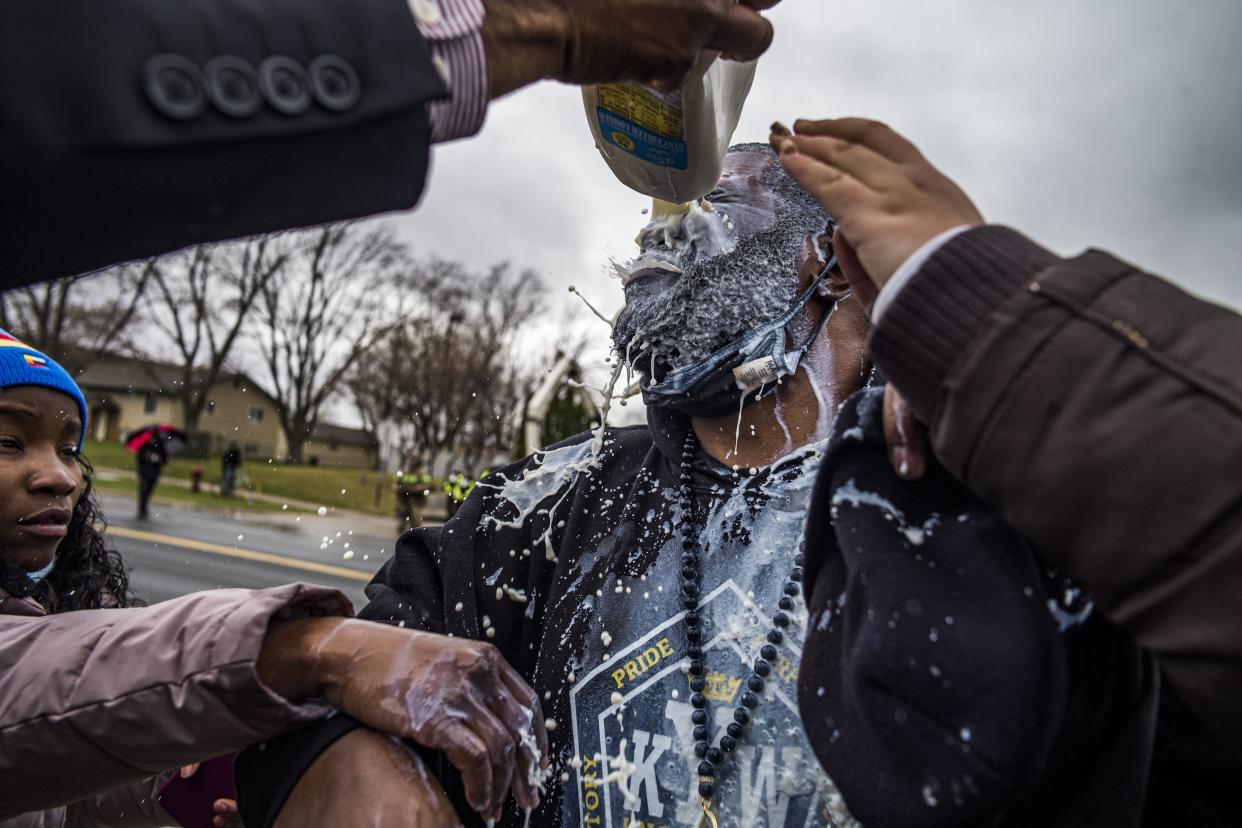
[582,53,757,203]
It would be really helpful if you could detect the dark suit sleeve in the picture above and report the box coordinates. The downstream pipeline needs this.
[0,0,449,284]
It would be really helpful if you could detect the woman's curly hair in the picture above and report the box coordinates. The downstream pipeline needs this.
[0,457,140,612]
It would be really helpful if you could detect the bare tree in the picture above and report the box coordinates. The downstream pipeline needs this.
[71,262,156,358]
[255,223,409,463]
[0,278,77,357]
[0,263,153,364]
[347,255,467,453]
[348,258,546,473]
[144,237,288,436]
[457,263,546,469]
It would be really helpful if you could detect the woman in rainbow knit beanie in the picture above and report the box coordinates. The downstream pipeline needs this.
[0,330,136,613]
[0,331,206,825]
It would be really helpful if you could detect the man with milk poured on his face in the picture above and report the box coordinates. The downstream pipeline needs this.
[238,145,1155,828]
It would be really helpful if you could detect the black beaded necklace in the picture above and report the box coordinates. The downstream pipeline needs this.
[677,430,805,828]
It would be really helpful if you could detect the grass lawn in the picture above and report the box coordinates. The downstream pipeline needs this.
[93,476,303,514]
[83,439,398,517]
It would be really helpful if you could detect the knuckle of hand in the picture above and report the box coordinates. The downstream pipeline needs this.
[813,168,843,189]
[476,642,503,667]
[905,167,938,192]
[461,641,495,668]
[431,717,457,739]
[879,195,906,216]
[858,119,890,140]
[464,743,489,768]
[823,139,856,161]
[809,182,838,203]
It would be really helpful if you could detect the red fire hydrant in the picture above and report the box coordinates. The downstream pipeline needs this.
[190,465,203,493]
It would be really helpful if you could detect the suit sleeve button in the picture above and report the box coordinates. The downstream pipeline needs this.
[258,56,312,115]
[143,54,208,120]
[205,56,262,117]
[309,55,361,112]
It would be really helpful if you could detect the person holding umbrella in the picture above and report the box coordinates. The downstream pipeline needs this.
[125,424,186,519]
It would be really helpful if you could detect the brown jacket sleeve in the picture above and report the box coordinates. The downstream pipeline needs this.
[0,583,352,819]
[869,225,1242,739]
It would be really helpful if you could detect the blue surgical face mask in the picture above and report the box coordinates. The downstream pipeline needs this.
[639,258,838,418]
[26,556,56,583]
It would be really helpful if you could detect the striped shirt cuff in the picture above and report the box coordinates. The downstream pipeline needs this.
[407,0,488,142]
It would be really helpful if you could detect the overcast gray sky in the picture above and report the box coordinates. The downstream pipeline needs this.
[366,0,1242,427]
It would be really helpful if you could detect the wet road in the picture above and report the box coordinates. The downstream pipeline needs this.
[98,494,402,609]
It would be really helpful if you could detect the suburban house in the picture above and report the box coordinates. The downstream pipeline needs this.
[302,422,380,469]
[75,354,377,468]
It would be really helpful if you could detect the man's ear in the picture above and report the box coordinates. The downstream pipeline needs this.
[817,266,853,302]
[802,229,851,301]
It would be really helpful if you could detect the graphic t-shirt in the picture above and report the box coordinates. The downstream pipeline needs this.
[358,421,858,827]
[562,445,854,828]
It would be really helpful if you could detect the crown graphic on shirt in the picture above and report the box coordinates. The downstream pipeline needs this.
[703,672,742,704]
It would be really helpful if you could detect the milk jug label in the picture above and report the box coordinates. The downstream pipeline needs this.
[596,84,689,170]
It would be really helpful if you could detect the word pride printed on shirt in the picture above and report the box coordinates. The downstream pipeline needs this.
[566,581,852,828]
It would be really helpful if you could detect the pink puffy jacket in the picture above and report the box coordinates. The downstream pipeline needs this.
[0,583,351,825]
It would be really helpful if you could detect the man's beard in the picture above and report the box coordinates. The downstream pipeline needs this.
[613,222,806,384]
